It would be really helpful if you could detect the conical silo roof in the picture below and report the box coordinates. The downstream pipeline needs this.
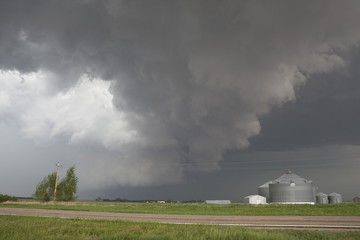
[316,192,328,196]
[258,181,272,188]
[328,192,341,196]
[273,171,312,184]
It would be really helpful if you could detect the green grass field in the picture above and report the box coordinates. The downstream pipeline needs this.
[1,215,360,240]
[1,200,360,216]
[2,201,360,239]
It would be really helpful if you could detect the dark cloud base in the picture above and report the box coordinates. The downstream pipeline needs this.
[250,45,360,151]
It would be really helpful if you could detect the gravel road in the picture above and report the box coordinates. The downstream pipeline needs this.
[1,207,360,230]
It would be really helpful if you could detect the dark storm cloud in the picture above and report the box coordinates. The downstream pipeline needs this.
[1,0,360,190]
[250,45,360,151]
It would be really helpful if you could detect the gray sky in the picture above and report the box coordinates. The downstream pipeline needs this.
[1,0,360,202]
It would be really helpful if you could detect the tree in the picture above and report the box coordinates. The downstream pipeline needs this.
[33,172,56,202]
[33,166,78,202]
[57,166,78,201]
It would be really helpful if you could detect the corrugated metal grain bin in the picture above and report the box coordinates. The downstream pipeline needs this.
[257,181,271,203]
[328,192,342,203]
[316,192,328,204]
[269,171,315,204]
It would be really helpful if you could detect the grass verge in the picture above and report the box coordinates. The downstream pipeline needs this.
[1,215,360,240]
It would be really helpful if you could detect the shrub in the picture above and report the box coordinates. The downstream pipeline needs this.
[0,194,18,203]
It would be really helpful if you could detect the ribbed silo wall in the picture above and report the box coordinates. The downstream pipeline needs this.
[269,183,315,203]
[316,195,328,204]
[328,195,342,203]
[257,187,269,202]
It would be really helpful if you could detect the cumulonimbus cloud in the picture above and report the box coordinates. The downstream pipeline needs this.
[1,0,360,188]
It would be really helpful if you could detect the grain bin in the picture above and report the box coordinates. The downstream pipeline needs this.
[269,171,316,204]
[328,192,342,203]
[316,192,328,204]
[257,181,271,203]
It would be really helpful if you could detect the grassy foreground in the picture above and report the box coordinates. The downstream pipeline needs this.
[1,200,360,216]
[1,215,360,240]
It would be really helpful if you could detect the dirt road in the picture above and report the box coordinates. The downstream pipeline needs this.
[1,207,360,230]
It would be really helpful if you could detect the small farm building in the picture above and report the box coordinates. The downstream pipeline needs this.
[243,195,266,204]
[205,200,231,204]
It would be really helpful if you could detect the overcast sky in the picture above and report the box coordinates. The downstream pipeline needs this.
[1,0,360,202]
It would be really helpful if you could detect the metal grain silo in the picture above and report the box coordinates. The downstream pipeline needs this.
[316,192,328,204]
[269,171,316,204]
[328,192,342,203]
[257,181,271,203]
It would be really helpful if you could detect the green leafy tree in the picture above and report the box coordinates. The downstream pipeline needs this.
[57,166,78,201]
[33,166,78,202]
[33,172,56,201]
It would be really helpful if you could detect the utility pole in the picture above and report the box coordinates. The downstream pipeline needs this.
[54,162,62,201]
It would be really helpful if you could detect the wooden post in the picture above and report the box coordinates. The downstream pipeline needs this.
[54,162,61,201]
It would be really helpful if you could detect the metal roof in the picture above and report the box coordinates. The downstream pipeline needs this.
[205,200,231,204]
[258,181,272,188]
[328,192,341,196]
[244,195,266,199]
[316,192,328,196]
[272,171,312,184]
